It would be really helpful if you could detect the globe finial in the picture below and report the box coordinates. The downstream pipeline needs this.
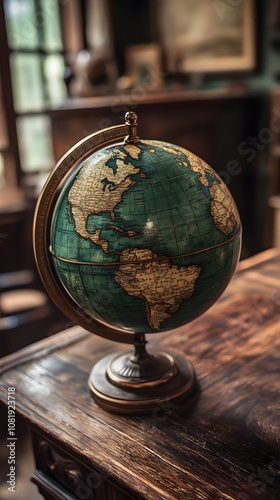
[125,111,140,144]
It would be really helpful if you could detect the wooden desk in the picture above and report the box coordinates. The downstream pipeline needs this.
[0,249,280,499]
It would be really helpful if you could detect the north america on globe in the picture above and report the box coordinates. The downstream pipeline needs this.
[50,139,241,333]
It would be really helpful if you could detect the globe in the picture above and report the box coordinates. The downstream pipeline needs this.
[50,135,241,336]
[34,112,242,413]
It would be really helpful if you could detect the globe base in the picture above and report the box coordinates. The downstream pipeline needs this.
[88,348,196,415]
[107,350,177,388]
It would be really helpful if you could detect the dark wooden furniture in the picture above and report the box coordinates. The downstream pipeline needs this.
[1,249,280,499]
[0,268,68,357]
[0,187,69,356]
[268,88,280,247]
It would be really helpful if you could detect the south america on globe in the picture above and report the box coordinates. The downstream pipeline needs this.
[50,138,241,334]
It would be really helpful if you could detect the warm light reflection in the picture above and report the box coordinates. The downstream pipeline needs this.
[145,220,154,230]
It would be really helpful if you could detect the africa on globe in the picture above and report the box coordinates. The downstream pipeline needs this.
[50,117,241,335]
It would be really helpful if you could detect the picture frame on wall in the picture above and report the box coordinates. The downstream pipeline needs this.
[125,43,162,90]
[156,0,255,74]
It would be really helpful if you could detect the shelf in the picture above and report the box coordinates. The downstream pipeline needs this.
[51,86,256,114]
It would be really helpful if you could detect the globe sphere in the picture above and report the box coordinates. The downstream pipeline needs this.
[50,139,241,334]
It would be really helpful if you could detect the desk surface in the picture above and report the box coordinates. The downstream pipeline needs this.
[1,249,280,499]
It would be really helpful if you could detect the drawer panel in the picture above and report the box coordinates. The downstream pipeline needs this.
[31,431,135,500]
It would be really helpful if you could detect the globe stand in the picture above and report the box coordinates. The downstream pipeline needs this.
[33,110,241,417]
[88,334,196,414]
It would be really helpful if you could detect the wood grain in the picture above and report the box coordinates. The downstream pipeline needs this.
[0,250,280,499]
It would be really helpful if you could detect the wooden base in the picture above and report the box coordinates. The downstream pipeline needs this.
[88,350,195,415]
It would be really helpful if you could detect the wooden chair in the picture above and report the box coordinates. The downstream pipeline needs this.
[0,269,66,357]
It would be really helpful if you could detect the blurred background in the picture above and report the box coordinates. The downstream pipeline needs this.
[1,0,280,363]
[1,0,280,353]
[1,0,280,498]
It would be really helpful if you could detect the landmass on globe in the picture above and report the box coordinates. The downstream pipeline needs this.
[51,140,241,333]
[115,247,201,330]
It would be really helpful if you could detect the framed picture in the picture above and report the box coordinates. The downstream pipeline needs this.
[125,43,162,90]
[156,0,255,73]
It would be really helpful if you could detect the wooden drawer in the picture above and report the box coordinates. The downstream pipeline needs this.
[31,431,133,500]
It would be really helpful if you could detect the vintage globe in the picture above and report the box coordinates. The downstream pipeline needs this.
[33,112,242,413]
[50,135,241,335]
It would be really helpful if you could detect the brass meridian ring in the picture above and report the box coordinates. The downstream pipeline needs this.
[33,122,138,344]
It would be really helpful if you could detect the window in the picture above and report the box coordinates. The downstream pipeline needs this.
[3,0,67,175]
